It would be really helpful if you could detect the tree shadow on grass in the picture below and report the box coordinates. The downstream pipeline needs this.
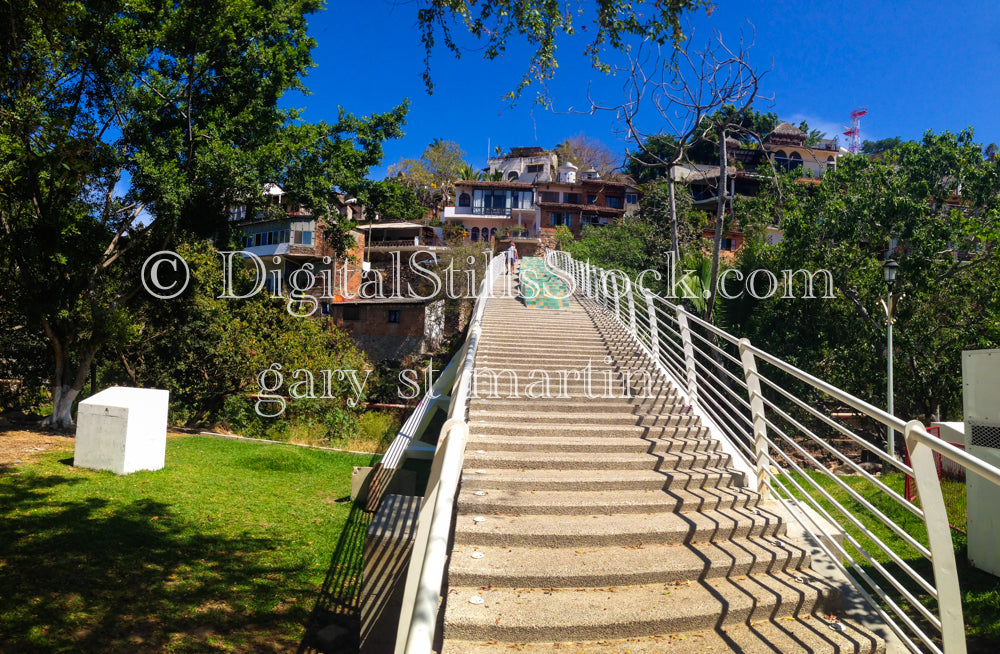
[0,471,302,652]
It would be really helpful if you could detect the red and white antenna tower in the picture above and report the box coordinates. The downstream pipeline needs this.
[842,107,868,154]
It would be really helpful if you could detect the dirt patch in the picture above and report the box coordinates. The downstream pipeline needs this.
[0,429,75,466]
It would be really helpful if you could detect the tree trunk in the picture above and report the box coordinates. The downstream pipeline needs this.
[667,167,680,261]
[41,322,96,430]
[705,124,728,323]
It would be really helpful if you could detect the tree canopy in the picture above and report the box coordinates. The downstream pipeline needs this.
[417,0,712,101]
[0,0,407,426]
[728,129,1000,427]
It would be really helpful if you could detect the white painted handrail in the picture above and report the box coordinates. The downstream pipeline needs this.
[396,252,505,654]
[546,249,1000,654]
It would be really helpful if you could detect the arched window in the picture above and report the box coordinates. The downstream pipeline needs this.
[458,193,470,207]
[490,227,497,240]
[788,152,803,171]
[774,150,789,172]
[507,171,519,181]
[470,226,480,242]
[826,156,836,172]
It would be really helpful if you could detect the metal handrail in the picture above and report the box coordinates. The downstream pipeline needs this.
[546,249,1000,654]
[396,252,505,654]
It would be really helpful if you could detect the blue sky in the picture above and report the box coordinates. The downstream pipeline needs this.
[284,1,1000,179]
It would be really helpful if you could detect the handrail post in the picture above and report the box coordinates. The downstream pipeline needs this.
[645,290,659,363]
[627,282,637,335]
[610,272,621,321]
[738,338,769,499]
[675,307,698,408]
[904,420,967,654]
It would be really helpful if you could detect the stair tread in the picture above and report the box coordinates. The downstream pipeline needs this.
[447,538,809,586]
[452,503,784,545]
[442,616,884,654]
[443,569,838,641]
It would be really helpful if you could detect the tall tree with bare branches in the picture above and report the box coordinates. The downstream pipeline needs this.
[588,30,772,321]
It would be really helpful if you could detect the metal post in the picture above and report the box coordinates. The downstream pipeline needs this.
[611,273,621,320]
[739,338,769,499]
[627,282,637,335]
[887,290,895,458]
[645,290,659,363]
[903,420,966,654]
[676,307,698,407]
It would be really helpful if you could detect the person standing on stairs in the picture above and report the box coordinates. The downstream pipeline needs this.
[505,241,518,275]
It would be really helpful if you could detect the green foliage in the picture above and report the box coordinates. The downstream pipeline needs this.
[104,240,370,441]
[0,435,372,651]
[365,180,426,222]
[553,225,574,250]
[624,108,779,180]
[388,139,468,210]
[861,136,907,156]
[638,180,707,248]
[416,0,711,102]
[729,129,1000,423]
[0,0,407,426]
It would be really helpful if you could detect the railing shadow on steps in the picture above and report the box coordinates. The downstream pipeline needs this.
[545,248,1000,654]
[358,252,506,654]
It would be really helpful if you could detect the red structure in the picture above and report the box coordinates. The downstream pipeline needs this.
[843,107,868,154]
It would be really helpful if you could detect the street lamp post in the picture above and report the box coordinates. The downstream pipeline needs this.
[883,258,899,459]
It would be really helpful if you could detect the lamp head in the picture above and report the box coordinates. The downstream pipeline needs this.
[882,259,899,289]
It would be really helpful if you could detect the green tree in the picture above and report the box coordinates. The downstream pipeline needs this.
[0,0,407,427]
[366,180,427,222]
[388,139,467,213]
[729,129,1000,428]
[107,241,370,437]
[416,0,711,101]
[860,137,906,156]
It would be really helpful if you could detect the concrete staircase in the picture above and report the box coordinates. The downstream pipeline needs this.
[437,270,885,653]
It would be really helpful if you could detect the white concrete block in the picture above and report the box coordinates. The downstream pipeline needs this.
[74,387,169,475]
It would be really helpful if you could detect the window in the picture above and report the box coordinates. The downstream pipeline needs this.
[470,226,480,242]
[540,191,559,203]
[586,194,597,205]
[293,230,313,245]
[551,212,572,227]
[774,150,789,172]
[625,193,638,204]
[458,193,471,207]
[563,193,581,204]
[526,163,544,173]
[321,302,331,316]
[605,196,623,209]
[388,310,400,323]
[490,227,498,240]
[788,152,803,171]
[343,306,360,321]
[472,189,513,215]
[507,171,519,181]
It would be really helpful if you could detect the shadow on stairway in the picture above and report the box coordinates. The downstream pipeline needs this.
[297,499,373,654]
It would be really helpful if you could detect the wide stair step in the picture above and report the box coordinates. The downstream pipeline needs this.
[467,432,716,453]
[460,466,746,492]
[447,537,810,587]
[442,569,839,642]
[451,506,785,547]
[456,485,760,515]
[461,450,732,471]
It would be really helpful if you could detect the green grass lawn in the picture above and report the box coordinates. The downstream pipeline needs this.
[783,470,1000,648]
[0,434,374,652]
